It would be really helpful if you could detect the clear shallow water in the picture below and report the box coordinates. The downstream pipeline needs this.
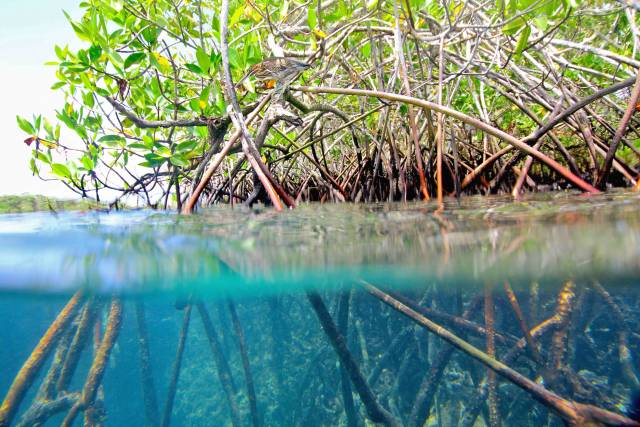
[2,192,640,427]
[1,190,640,295]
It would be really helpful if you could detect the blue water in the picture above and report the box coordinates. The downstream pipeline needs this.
[1,191,640,427]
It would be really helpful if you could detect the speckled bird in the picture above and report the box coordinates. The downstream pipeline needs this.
[235,57,312,96]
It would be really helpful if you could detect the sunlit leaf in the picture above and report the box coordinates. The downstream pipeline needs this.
[170,153,189,167]
[230,6,245,27]
[51,163,71,178]
[501,17,525,35]
[124,52,146,69]
[515,25,531,57]
[308,9,317,29]
[176,140,199,153]
[196,46,211,75]
[17,116,35,135]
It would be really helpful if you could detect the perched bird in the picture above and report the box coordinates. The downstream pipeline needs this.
[235,56,312,98]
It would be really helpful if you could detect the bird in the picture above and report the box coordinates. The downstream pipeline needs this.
[235,56,312,98]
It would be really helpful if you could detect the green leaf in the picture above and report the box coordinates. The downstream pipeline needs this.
[176,140,199,153]
[196,46,211,75]
[514,25,531,57]
[156,146,172,157]
[210,52,221,70]
[228,47,242,70]
[79,73,94,91]
[17,116,35,135]
[148,53,163,73]
[501,17,525,35]
[88,43,102,62]
[69,20,92,41]
[142,153,166,167]
[37,152,51,164]
[229,6,245,27]
[189,98,202,113]
[99,134,124,145]
[532,17,548,31]
[51,163,71,178]
[51,82,67,90]
[76,126,88,139]
[212,15,220,33]
[185,63,210,78]
[200,84,213,104]
[43,118,54,137]
[124,52,146,69]
[142,135,155,150]
[324,12,341,22]
[106,50,124,68]
[170,153,189,167]
[80,156,94,170]
[361,42,371,58]
[55,45,66,61]
[127,143,148,150]
[308,9,317,30]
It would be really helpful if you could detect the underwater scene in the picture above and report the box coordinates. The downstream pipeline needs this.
[2,190,640,427]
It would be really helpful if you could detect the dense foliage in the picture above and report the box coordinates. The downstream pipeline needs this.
[16,0,640,208]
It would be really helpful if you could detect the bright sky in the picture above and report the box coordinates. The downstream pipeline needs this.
[0,0,85,198]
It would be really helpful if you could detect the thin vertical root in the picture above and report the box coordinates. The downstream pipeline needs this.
[136,301,161,427]
[485,282,501,427]
[228,298,260,427]
[195,299,242,427]
[161,301,192,427]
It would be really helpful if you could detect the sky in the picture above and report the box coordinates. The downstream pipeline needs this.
[0,0,85,198]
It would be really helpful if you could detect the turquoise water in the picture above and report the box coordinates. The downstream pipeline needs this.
[1,191,640,427]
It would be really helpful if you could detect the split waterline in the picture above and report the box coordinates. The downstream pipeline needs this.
[1,191,640,427]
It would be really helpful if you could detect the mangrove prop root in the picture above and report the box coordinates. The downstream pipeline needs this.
[462,284,590,427]
[57,296,100,394]
[0,289,85,427]
[61,296,124,427]
[14,393,80,427]
[195,299,242,427]
[409,294,483,427]
[227,298,260,427]
[550,282,576,395]
[485,283,501,427]
[91,309,106,427]
[33,319,76,403]
[592,282,640,391]
[362,282,640,427]
[337,291,357,427]
[293,86,598,194]
[368,326,413,388]
[161,301,192,427]
[504,281,546,367]
[135,301,161,427]
[306,291,402,427]
[597,69,640,189]
[386,290,517,346]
